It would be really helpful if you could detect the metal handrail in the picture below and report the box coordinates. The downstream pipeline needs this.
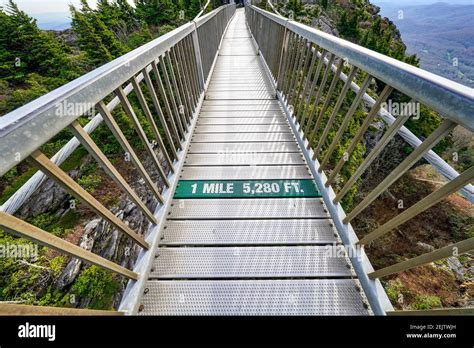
[249,6,474,131]
[248,6,473,203]
[0,5,233,178]
[246,4,474,315]
[0,4,236,315]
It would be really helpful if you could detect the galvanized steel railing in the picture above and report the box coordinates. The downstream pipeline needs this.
[246,5,474,315]
[0,4,236,315]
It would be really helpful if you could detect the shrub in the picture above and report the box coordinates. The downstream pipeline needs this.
[411,295,442,310]
[71,266,119,309]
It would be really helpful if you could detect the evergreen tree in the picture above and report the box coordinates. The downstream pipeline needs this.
[287,0,303,16]
[190,0,204,18]
[371,17,382,35]
[0,1,80,83]
[70,1,128,66]
[321,0,328,10]
[135,0,177,26]
[70,5,113,66]
[338,10,359,39]
[127,21,154,49]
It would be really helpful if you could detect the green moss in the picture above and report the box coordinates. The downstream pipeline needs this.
[28,209,78,237]
[71,266,119,310]
[77,173,102,193]
[448,210,474,241]
[49,256,65,277]
[56,209,80,230]
[0,167,37,205]
[385,279,405,304]
[28,213,58,230]
[411,295,442,310]
[59,147,88,172]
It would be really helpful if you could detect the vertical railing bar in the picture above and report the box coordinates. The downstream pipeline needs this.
[288,39,310,106]
[313,66,359,159]
[169,46,192,124]
[165,53,189,133]
[131,77,175,172]
[282,32,297,95]
[157,57,185,139]
[284,34,302,98]
[298,50,328,131]
[319,74,372,172]
[186,34,203,96]
[97,101,164,203]
[171,43,193,124]
[186,34,201,103]
[191,24,206,89]
[0,68,153,216]
[273,22,285,78]
[164,52,189,132]
[325,85,393,187]
[303,53,335,136]
[116,86,171,187]
[292,40,314,110]
[177,38,198,111]
[344,119,456,223]
[294,43,318,117]
[278,30,294,92]
[142,67,179,161]
[151,60,182,148]
[68,120,158,225]
[307,59,345,150]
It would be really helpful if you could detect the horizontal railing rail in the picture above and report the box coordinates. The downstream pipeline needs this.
[0,4,236,315]
[246,4,473,315]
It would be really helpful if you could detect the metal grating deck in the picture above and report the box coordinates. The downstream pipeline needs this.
[151,246,354,279]
[137,9,370,316]
[192,132,295,142]
[185,153,305,166]
[139,280,370,315]
[197,117,288,125]
[194,124,291,133]
[188,142,300,153]
[179,165,311,180]
[160,219,338,245]
[167,198,328,219]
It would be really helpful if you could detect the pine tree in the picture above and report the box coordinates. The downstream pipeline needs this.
[135,0,177,26]
[190,0,203,18]
[338,10,359,39]
[70,1,128,66]
[0,0,80,83]
[287,0,303,16]
[70,5,113,66]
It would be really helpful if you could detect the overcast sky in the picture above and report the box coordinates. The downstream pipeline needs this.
[0,0,136,14]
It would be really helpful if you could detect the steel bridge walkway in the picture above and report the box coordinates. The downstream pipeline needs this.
[138,10,370,315]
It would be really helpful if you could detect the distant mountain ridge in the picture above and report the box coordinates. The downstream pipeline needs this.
[373,1,474,87]
[32,12,71,30]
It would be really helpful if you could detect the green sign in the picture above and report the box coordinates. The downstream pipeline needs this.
[174,179,321,199]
